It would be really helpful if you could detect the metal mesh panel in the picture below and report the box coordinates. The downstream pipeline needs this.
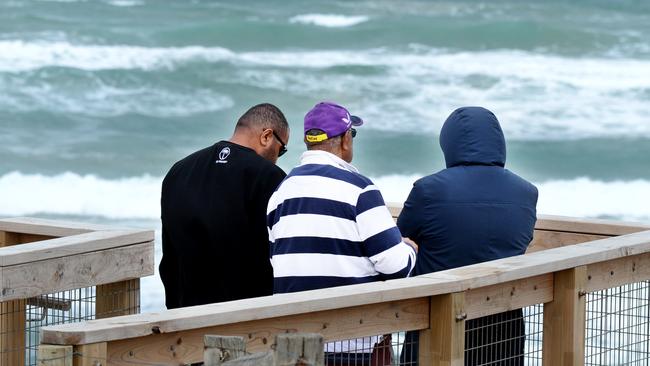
[462,305,545,366]
[523,304,544,365]
[321,305,543,366]
[324,333,418,366]
[25,287,96,366]
[0,280,140,366]
[585,281,650,366]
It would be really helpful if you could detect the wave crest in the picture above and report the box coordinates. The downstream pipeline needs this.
[0,41,234,72]
[289,14,369,28]
[1,42,650,138]
[374,175,650,223]
[1,172,649,223]
[0,172,160,219]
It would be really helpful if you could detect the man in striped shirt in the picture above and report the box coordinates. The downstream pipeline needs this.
[267,101,417,365]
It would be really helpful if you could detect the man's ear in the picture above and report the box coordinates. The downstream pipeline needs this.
[260,128,273,147]
[341,130,353,152]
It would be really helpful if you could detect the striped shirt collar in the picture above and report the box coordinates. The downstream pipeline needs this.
[299,150,360,174]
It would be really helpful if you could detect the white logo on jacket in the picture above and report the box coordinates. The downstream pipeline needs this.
[216,147,230,163]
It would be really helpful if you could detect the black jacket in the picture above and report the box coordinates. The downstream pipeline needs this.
[160,141,285,309]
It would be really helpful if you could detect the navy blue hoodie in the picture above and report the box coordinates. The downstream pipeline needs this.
[398,106,538,275]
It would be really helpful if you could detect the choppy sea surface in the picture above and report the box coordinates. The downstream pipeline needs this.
[1,0,649,311]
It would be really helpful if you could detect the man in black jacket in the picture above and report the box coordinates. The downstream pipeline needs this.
[160,103,289,309]
[399,106,538,365]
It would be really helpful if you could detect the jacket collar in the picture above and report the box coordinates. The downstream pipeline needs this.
[299,150,360,174]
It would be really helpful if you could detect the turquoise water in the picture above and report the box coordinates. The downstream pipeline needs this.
[1,0,649,310]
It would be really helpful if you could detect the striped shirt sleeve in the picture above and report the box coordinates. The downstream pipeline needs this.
[356,185,416,279]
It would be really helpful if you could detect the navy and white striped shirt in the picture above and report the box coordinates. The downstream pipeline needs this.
[267,150,416,294]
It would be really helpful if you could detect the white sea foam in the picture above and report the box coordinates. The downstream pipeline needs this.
[289,14,369,28]
[1,41,650,137]
[143,227,164,312]
[0,77,234,117]
[1,172,649,224]
[2,41,649,86]
[35,0,86,2]
[229,49,650,140]
[0,172,161,219]
[105,0,143,6]
[373,175,650,223]
[0,41,234,72]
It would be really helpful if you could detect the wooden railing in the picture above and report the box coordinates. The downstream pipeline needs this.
[0,217,154,366]
[38,206,650,366]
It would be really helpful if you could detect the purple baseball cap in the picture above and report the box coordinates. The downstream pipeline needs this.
[304,102,363,143]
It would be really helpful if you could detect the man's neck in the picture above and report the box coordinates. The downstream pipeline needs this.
[301,150,358,173]
[229,133,253,150]
[307,146,343,159]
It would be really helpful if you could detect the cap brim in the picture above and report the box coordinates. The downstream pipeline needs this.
[350,115,363,126]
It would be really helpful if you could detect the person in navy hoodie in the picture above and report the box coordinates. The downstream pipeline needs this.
[398,106,538,365]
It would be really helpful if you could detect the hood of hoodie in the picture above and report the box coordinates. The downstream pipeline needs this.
[439,106,506,168]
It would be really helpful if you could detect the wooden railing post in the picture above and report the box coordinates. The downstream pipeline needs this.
[38,345,73,366]
[204,334,323,366]
[204,336,247,365]
[73,343,107,366]
[420,292,466,366]
[0,299,26,366]
[0,232,25,366]
[543,266,587,366]
[274,333,324,366]
[96,279,140,319]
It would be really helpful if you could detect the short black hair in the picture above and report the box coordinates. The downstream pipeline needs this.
[236,103,289,136]
[305,129,325,137]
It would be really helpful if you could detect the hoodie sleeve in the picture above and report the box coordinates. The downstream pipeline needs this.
[356,185,416,280]
[397,181,426,242]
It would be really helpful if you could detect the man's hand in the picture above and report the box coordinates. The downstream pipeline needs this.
[403,237,418,253]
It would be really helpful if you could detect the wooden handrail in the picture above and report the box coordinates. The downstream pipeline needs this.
[0,217,124,236]
[41,229,650,345]
[36,215,650,366]
[0,217,154,302]
[0,229,153,266]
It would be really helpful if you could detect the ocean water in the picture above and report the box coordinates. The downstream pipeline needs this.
[1,0,649,312]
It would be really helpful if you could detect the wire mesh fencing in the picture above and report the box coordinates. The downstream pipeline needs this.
[323,333,416,366]
[0,280,140,366]
[464,306,544,366]
[523,304,544,366]
[321,304,544,366]
[585,280,650,366]
[24,287,96,366]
